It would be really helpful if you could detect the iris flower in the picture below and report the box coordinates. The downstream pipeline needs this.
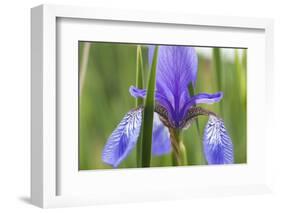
[102,45,234,168]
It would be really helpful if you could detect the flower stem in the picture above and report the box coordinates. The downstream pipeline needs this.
[169,128,187,166]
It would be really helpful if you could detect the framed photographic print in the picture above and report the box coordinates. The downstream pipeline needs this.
[78,42,245,169]
[31,4,274,208]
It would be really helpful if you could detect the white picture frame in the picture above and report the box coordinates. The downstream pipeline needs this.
[31,4,274,208]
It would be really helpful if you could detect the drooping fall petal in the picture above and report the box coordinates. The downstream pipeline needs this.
[203,115,234,164]
[102,108,142,167]
[102,108,173,167]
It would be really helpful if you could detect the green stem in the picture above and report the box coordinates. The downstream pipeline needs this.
[169,129,187,166]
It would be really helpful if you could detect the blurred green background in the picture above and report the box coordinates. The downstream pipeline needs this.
[79,42,247,170]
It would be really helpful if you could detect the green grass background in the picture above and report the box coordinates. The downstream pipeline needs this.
[79,42,247,170]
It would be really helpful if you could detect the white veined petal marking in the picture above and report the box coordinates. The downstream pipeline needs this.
[102,108,143,167]
[203,115,234,164]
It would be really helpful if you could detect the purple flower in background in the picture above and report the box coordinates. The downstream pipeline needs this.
[102,45,234,167]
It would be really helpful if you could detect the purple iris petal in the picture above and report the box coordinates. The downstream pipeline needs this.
[154,46,198,124]
[102,108,142,168]
[133,46,199,127]
[149,45,198,86]
[152,113,171,156]
[203,115,234,164]
[187,92,223,105]
[102,108,172,168]
[131,46,223,129]
[129,86,146,98]
[180,92,223,118]
[129,85,175,123]
[150,46,198,127]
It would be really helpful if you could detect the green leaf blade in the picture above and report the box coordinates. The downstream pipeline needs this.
[136,46,144,107]
[135,46,144,167]
[141,46,159,167]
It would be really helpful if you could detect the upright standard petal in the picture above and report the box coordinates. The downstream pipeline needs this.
[203,115,234,164]
[152,113,171,156]
[155,46,198,127]
[102,108,142,168]
[148,45,197,86]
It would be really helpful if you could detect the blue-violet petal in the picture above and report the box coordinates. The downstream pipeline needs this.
[152,113,171,156]
[203,115,234,164]
[102,108,142,168]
